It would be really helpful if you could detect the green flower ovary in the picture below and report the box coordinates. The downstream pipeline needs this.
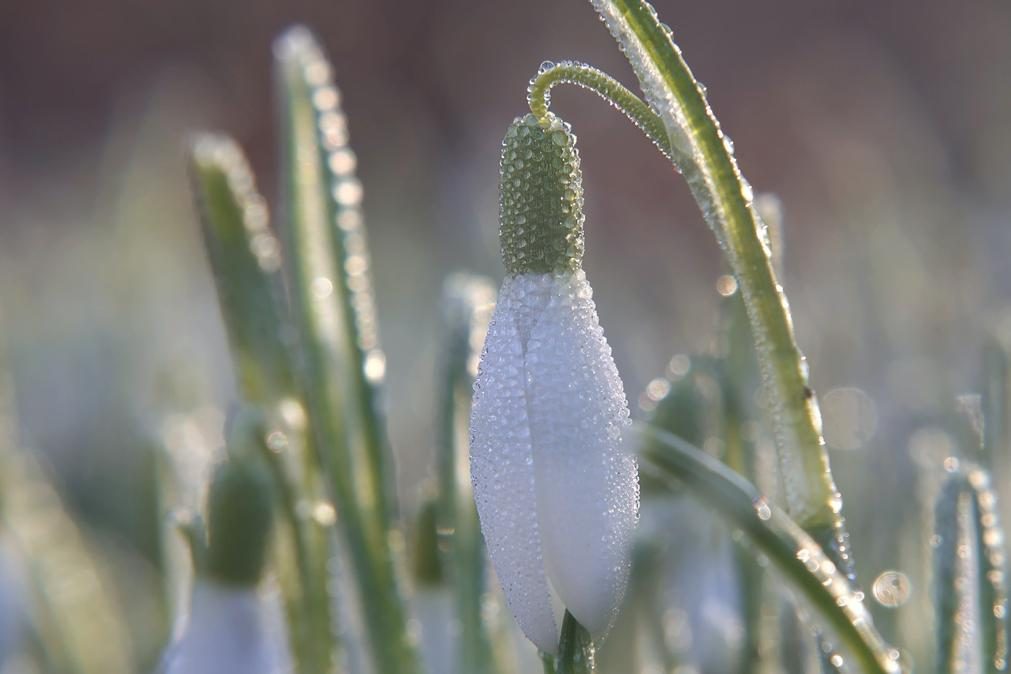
[499,113,585,275]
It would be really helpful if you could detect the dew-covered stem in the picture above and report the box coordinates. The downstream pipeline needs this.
[275,26,419,674]
[589,0,846,559]
[527,61,688,168]
[640,423,900,674]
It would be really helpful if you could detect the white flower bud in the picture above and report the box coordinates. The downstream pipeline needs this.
[471,114,639,653]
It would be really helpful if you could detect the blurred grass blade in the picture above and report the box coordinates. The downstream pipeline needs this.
[935,466,1009,674]
[275,25,397,532]
[274,26,419,674]
[0,448,132,674]
[437,273,499,674]
[589,0,852,576]
[557,611,595,674]
[639,423,900,674]
[189,135,338,673]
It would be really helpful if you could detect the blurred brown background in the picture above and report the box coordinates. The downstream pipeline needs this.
[1,0,1010,663]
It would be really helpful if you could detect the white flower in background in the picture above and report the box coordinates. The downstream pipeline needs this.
[160,580,290,674]
[470,113,639,654]
[158,453,290,674]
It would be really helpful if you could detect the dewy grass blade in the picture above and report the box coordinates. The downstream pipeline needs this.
[274,26,419,674]
[0,448,132,674]
[639,424,900,674]
[189,135,338,674]
[589,0,851,576]
[935,467,1009,674]
[277,26,398,533]
[437,274,499,674]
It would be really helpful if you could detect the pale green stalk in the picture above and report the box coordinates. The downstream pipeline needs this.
[934,467,1008,674]
[274,26,419,674]
[437,274,499,674]
[584,0,850,574]
[189,135,337,674]
[640,423,900,674]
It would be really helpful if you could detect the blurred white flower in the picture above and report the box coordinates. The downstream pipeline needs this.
[470,114,639,654]
[159,580,290,674]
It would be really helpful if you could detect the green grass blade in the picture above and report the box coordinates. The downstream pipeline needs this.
[275,25,397,532]
[639,423,900,674]
[967,467,1009,674]
[189,135,338,674]
[437,273,499,674]
[589,0,848,566]
[0,449,132,674]
[935,467,1009,673]
[557,611,596,674]
[274,26,419,674]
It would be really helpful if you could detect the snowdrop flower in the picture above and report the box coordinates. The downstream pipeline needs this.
[159,454,290,674]
[470,113,639,653]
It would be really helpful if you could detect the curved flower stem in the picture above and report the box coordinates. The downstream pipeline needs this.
[639,423,900,674]
[527,62,687,168]
[587,0,849,571]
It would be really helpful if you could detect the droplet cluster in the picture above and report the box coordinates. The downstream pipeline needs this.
[470,271,638,650]
[499,114,585,275]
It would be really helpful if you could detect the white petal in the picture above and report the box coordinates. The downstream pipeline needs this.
[160,581,289,674]
[470,275,559,653]
[525,271,639,636]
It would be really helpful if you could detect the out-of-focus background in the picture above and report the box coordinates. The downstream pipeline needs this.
[2,0,1011,668]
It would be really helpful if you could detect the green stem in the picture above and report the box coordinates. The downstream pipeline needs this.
[588,0,846,564]
[527,61,686,167]
[557,611,595,674]
[639,423,900,674]
[274,27,419,674]
[437,274,499,674]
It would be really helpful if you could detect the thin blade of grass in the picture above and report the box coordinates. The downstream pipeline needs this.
[0,448,132,674]
[639,423,900,674]
[936,466,1009,674]
[273,26,419,674]
[589,0,850,575]
[437,273,500,674]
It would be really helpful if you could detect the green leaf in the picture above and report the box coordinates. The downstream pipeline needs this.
[436,273,500,674]
[557,611,596,674]
[934,466,1008,674]
[639,423,900,674]
[589,0,852,577]
[0,448,132,674]
[189,134,338,674]
[274,25,419,674]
